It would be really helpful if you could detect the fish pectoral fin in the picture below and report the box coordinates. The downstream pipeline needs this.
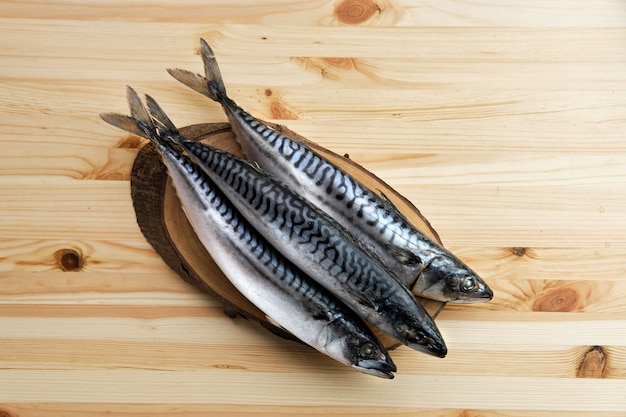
[346,285,383,313]
[384,244,423,267]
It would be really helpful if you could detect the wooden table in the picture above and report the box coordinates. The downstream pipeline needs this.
[1,1,625,415]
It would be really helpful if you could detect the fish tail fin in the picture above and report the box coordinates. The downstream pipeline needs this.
[99,86,155,139]
[144,94,184,146]
[99,86,168,149]
[199,38,227,98]
[99,112,146,138]
[167,68,217,100]
[167,38,227,103]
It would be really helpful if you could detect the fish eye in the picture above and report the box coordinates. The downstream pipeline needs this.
[460,277,476,292]
[393,322,409,334]
[359,342,379,359]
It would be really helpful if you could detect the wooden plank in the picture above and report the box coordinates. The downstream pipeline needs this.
[1,403,625,417]
[3,21,625,65]
[0,271,214,306]
[455,279,626,313]
[3,242,626,281]
[0,180,139,240]
[0,0,624,27]
[3,268,626,314]
[0,240,164,272]
[3,82,626,178]
[1,336,623,378]
[1,369,625,411]
[0,301,623,377]
[1,305,625,347]
[1,21,626,89]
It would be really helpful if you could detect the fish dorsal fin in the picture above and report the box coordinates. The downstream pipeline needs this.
[377,190,403,215]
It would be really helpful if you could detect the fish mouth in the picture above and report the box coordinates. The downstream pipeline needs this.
[352,358,397,379]
[408,337,447,358]
[428,343,447,358]
[481,284,494,301]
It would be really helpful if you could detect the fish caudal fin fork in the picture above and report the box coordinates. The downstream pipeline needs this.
[167,38,227,102]
[99,86,178,152]
[145,94,180,137]
[100,86,155,139]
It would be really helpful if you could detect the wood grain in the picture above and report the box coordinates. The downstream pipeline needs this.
[1,0,625,415]
[1,405,625,417]
[1,0,625,26]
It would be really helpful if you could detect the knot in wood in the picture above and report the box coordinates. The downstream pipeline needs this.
[532,287,579,312]
[511,246,527,257]
[577,346,607,378]
[334,0,380,24]
[270,101,298,120]
[54,248,83,271]
[117,134,144,149]
[322,57,355,70]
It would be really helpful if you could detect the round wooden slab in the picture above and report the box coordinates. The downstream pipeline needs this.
[131,122,446,349]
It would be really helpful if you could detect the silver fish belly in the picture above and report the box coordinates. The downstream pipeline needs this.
[100,87,397,378]
[167,39,493,304]
[143,94,447,358]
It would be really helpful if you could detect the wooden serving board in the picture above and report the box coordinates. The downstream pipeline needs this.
[130,122,445,349]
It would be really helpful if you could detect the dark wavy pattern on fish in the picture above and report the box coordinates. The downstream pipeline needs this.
[167,42,491,304]
[102,87,399,375]
[182,140,401,305]
[169,141,363,322]
[234,106,428,259]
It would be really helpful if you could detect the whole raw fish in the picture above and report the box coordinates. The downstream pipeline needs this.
[142,93,447,358]
[168,39,493,304]
[100,87,397,378]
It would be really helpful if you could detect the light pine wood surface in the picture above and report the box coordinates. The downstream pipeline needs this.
[1,1,626,415]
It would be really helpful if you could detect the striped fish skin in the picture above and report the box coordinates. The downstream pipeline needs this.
[167,39,493,304]
[143,94,447,358]
[100,87,397,379]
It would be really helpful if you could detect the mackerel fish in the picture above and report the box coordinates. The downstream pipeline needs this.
[168,38,493,304]
[141,91,447,358]
[100,87,397,378]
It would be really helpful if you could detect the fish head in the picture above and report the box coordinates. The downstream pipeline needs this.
[317,318,396,379]
[380,305,448,358]
[411,255,493,304]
